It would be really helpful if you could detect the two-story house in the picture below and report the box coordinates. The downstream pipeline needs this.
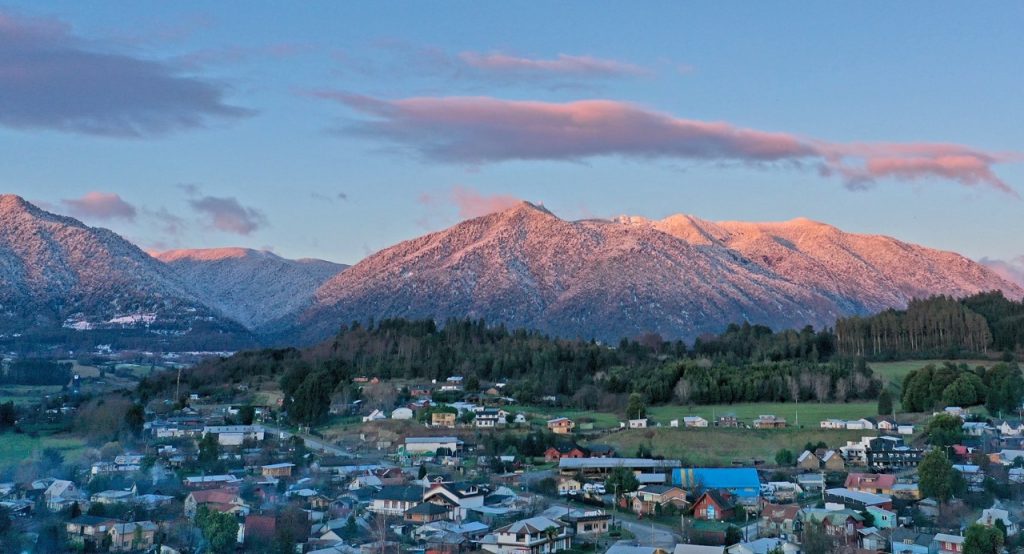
[479,516,571,554]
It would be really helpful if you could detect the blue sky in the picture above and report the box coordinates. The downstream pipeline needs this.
[1,2,1022,271]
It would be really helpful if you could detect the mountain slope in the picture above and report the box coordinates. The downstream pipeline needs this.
[295,202,1023,343]
[0,195,248,343]
[153,248,346,329]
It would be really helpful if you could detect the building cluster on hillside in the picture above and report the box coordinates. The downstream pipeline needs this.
[7,367,1024,554]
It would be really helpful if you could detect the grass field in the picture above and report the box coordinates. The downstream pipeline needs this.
[0,433,88,469]
[596,427,868,466]
[506,405,622,429]
[0,385,64,405]
[647,401,877,425]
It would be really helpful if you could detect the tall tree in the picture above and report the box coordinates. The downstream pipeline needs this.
[918,449,955,501]
[877,389,893,415]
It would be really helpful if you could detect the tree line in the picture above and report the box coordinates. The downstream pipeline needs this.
[836,292,1024,359]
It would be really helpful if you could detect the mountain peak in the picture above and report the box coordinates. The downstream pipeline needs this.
[153,247,278,263]
[0,194,34,214]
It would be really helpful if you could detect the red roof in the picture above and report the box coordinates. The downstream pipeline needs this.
[244,515,276,541]
[191,488,240,505]
[844,473,896,491]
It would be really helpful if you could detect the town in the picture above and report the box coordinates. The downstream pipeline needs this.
[3,362,1024,554]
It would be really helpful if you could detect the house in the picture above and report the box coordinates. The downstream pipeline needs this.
[683,416,709,428]
[43,479,84,511]
[544,417,577,434]
[824,487,892,511]
[474,408,509,428]
[545,443,588,462]
[716,416,739,428]
[675,546,725,554]
[758,503,800,537]
[820,419,846,430]
[261,462,296,478]
[996,420,1024,436]
[753,415,786,429]
[184,474,243,488]
[628,418,649,429]
[560,509,611,536]
[404,436,463,455]
[513,413,528,424]
[673,468,761,501]
[865,436,923,469]
[432,411,457,428]
[108,521,158,552]
[367,485,422,516]
[66,515,118,547]
[796,473,825,491]
[423,482,487,520]
[202,424,265,446]
[934,533,965,554]
[977,502,1018,536]
[692,490,736,521]
[185,488,248,518]
[479,516,571,554]
[821,450,845,471]
[796,450,821,470]
[392,407,414,420]
[801,509,865,543]
[560,457,682,482]
[91,454,144,475]
[91,487,136,505]
[844,473,896,495]
[587,444,617,458]
[727,538,799,554]
[362,409,387,423]
[962,421,990,436]
[405,502,451,524]
[952,464,984,491]
[242,514,277,544]
[845,418,876,430]
[866,505,896,529]
[632,485,688,515]
[858,527,886,551]
[890,527,936,554]
[558,477,583,496]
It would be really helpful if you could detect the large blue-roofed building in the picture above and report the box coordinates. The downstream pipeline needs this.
[672,468,761,501]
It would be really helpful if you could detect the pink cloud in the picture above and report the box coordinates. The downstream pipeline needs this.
[980,256,1024,287]
[316,93,1018,195]
[417,185,523,221]
[61,191,137,220]
[188,195,266,235]
[458,52,649,77]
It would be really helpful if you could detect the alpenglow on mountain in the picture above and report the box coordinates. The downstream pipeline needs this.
[0,195,1019,347]
[0,195,344,347]
[291,201,1023,343]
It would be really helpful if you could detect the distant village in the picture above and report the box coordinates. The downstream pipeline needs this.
[3,371,1024,554]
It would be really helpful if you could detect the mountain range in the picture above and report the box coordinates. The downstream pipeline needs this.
[0,194,1019,348]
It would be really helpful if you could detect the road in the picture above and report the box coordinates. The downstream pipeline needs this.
[261,423,353,457]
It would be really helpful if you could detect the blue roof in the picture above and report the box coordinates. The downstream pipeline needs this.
[672,468,761,497]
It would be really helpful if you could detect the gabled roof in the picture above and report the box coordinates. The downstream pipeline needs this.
[497,516,563,535]
[696,490,735,510]
[189,488,240,504]
[375,485,423,502]
[111,521,158,534]
[761,503,800,522]
[844,472,896,490]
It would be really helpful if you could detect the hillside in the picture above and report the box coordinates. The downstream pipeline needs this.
[291,202,1021,343]
[154,248,346,329]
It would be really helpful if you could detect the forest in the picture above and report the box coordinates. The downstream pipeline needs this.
[835,292,1024,359]
[139,318,879,425]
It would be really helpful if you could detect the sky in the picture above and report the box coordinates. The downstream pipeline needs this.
[1,2,1022,275]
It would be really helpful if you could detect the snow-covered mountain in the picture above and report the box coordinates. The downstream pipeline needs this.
[0,194,233,336]
[153,248,346,329]
[292,201,1023,343]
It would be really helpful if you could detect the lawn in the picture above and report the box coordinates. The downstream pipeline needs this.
[0,433,88,469]
[869,359,996,389]
[596,427,868,466]
[506,405,622,430]
[0,385,64,405]
[647,401,877,426]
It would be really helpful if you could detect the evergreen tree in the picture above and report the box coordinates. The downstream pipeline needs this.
[877,389,893,415]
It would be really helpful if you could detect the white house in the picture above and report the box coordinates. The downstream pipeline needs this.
[683,416,709,428]
[202,425,265,446]
[391,407,414,420]
[362,409,387,423]
[422,482,487,520]
[670,419,679,428]
[404,436,463,455]
[962,421,990,436]
[978,503,1018,536]
[479,516,571,554]
[820,419,846,430]
[628,418,649,429]
[845,418,875,431]
[44,480,85,511]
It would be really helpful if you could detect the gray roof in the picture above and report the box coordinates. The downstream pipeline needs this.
[558,457,681,470]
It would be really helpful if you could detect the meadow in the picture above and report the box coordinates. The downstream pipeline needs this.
[595,427,869,466]
[0,433,88,469]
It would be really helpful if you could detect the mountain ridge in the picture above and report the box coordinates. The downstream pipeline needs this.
[293,201,1022,343]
